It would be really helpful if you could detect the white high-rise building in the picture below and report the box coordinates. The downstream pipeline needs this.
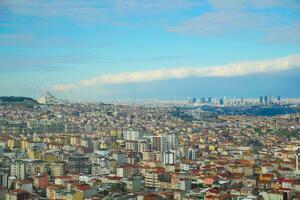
[160,133,179,152]
[10,161,26,180]
[162,151,175,165]
[37,92,59,105]
[123,130,141,141]
[187,148,197,160]
[125,141,138,152]
[138,140,150,152]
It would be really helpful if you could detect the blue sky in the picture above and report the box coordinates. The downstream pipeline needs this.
[1,0,300,101]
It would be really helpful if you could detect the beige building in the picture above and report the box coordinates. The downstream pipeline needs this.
[50,162,65,177]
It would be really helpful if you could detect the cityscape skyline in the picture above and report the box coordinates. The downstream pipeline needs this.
[1,1,300,199]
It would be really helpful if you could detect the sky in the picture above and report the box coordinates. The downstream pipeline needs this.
[1,0,300,101]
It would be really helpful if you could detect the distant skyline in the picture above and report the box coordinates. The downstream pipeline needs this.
[1,0,300,101]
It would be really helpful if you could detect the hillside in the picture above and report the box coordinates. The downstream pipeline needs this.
[0,96,37,104]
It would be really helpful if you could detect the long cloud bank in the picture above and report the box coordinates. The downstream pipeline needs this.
[52,54,300,91]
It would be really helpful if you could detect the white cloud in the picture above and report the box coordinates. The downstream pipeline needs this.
[167,11,271,35]
[52,54,300,91]
[265,23,300,43]
[1,0,199,25]
[167,0,300,43]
